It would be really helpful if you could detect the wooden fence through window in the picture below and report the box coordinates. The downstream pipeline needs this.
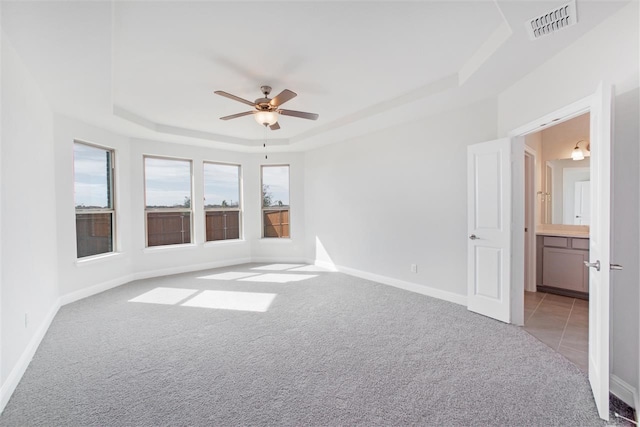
[205,211,240,241]
[147,212,191,246]
[263,208,289,238]
[76,213,113,257]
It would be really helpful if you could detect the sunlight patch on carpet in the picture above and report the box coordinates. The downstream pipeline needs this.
[181,290,276,312]
[239,273,317,283]
[128,287,198,305]
[287,265,331,272]
[197,272,261,280]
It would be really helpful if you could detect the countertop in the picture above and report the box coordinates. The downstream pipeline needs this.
[535,225,589,238]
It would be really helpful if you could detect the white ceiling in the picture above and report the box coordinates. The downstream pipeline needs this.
[0,0,630,152]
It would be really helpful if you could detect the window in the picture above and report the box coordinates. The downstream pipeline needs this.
[261,165,290,238]
[204,162,241,241]
[74,142,115,258]
[144,156,192,247]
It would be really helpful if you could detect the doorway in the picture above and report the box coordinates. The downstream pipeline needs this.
[520,113,590,371]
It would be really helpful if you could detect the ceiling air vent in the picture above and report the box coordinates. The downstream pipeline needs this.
[526,0,577,40]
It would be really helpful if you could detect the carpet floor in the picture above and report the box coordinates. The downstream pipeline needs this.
[0,263,621,426]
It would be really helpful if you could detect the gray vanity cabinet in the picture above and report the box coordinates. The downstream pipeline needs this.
[537,235,589,296]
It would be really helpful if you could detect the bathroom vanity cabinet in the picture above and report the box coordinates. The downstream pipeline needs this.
[536,235,589,298]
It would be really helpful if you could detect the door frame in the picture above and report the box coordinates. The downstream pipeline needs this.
[524,146,537,293]
[508,86,615,420]
[507,94,593,326]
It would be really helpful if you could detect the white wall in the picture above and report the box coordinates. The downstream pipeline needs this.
[497,2,639,137]
[0,37,58,398]
[611,87,639,407]
[498,1,639,405]
[304,98,497,299]
[54,115,133,299]
[0,6,4,405]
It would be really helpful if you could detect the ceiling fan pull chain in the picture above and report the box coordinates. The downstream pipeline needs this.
[264,124,268,159]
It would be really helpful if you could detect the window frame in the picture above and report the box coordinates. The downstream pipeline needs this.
[73,140,117,259]
[260,164,291,239]
[143,155,194,248]
[203,161,243,242]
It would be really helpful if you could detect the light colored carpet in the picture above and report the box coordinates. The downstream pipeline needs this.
[1,263,613,426]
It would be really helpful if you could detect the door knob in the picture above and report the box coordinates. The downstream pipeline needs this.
[610,263,623,271]
[584,260,601,271]
[469,234,478,240]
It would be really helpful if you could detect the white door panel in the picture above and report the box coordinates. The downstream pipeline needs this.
[587,82,611,420]
[467,138,511,323]
[474,247,502,299]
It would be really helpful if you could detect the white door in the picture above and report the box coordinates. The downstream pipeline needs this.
[467,138,511,323]
[586,82,612,420]
[573,180,591,225]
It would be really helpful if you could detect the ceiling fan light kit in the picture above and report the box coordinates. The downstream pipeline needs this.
[215,85,319,130]
[254,110,278,126]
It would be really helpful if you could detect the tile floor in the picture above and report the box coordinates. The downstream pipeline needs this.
[523,291,588,372]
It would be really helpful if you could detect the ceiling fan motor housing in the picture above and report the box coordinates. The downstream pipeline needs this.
[255,99,273,111]
[256,86,274,110]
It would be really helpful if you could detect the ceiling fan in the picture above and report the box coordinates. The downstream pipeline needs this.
[214,85,319,130]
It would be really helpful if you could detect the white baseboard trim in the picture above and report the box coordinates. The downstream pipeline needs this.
[60,256,300,307]
[0,299,60,413]
[250,257,310,264]
[131,257,252,281]
[60,274,135,306]
[334,264,467,306]
[611,374,639,410]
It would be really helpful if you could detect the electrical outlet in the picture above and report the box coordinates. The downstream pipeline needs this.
[410,264,418,273]
[24,313,28,328]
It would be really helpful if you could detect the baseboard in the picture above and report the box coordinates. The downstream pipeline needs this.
[334,264,467,306]
[0,299,60,413]
[61,257,303,306]
[250,257,310,264]
[60,274,135,306]
[131,257,252,281]
[611,374,639,410]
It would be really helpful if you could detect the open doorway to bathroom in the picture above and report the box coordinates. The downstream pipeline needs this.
[522,113,590,372]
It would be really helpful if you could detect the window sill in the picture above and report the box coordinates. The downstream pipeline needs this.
[259,238,293,243]
[203,239,246,248]
[143,243,198,253]
[75,252,123,267]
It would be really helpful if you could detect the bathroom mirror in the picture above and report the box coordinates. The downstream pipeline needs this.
[543,157,590,225]
[526,111,590,227]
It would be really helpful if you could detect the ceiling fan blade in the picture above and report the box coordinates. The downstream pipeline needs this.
[214,90,256,107]
[269,122,281,130]
[269,89,297,107]
[220,111,255,120]
[278,109,319,120]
